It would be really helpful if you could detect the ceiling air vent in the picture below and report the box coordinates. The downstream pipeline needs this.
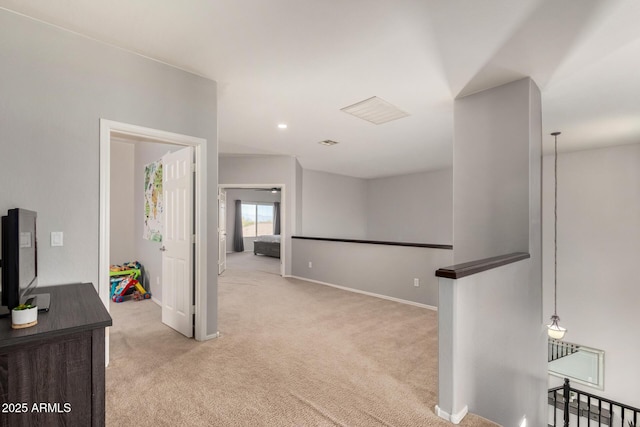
[340,96,410,125]
[318,140,339,146]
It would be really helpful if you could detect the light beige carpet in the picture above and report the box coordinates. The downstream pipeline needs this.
[225,251,281,275]
[106,264,497,427]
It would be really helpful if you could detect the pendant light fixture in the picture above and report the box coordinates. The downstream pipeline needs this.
[547,131,567,340]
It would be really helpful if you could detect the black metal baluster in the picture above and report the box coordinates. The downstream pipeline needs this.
[620,405,624,427]
[598,399,602,425]
[577,391,581,427]
[587,395,591,427]
[564,378,571,427]
[578,391,583,427]
[608,402,612,427]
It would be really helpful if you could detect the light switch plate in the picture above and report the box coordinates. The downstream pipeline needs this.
[51,231,63,247]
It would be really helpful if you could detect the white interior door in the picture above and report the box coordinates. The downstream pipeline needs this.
[161,146,194,337]
[218,188,227,274]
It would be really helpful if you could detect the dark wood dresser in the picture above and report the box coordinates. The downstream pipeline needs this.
[0,283,112,426]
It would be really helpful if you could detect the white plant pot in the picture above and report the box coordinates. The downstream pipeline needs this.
[11,306,38,329]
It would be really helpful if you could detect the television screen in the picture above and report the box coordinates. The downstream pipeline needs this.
[1,208,38,310]
[18,209,37,294]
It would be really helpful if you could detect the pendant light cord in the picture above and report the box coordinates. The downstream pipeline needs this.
[553,133,559,317]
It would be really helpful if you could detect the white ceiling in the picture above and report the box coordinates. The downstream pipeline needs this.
[2,0,639,178]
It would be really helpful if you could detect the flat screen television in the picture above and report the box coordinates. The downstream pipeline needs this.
[1,208,50,313]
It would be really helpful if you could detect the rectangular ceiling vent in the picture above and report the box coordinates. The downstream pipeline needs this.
[318,139,339,146]
[340,96,410,125]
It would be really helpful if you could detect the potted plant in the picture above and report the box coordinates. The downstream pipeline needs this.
[11,303,38,329]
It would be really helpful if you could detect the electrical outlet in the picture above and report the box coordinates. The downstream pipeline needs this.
[414,278,420,287]
[308,261,312,268]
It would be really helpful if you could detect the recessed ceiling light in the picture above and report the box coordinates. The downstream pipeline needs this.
[318,140,339,146]
[278,123,288,129]
[341,96,410,125]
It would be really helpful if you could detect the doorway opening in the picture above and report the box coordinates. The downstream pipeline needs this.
[99,119,209,364]
[219,184,286,277]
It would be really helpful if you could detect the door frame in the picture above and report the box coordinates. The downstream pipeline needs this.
[219,184,286,277]
[99,119,209,363]
[218,188,227,275]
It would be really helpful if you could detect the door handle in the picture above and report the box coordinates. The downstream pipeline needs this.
[159,246,167,252]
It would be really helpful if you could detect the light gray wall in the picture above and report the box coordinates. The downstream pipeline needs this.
[543,143,640,407]
[0,10,219,335]
[110,142,135,264]
[224,189,281,253]
[366,169,452,244]
[453,78,532,263]
[438,260,547,426]
[300,168,452,244]
[294,168,452,308]
[301,169,367,239]
[438,77,546,425]
[292,239,452,307]
[133,141,182,303]
[218,155,297,275]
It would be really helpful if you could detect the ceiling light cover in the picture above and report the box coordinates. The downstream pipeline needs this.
[318,140,339,146]
[278,124,287,129]
[547,316,567,340]
[340,96,410,125]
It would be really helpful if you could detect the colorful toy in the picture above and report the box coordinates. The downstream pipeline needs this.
[111,276,151,303]
[109,261,143,299]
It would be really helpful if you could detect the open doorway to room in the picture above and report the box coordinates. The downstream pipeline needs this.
[109,137,184,305]
[100,120,209,364]
[108,136,187,325]
[219,185,285,277]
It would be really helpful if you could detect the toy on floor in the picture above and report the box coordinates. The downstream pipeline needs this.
[111,276,151,303]
[109,261,144,300]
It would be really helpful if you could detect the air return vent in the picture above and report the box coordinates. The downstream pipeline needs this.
[318,140,339,146]
[340,96,410,125]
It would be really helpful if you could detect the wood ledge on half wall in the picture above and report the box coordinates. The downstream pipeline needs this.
[291,236,452,250]
[435,252,530,279]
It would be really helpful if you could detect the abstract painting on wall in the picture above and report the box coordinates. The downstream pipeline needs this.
[143,160,163,242]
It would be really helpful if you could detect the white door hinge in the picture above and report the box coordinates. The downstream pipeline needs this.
[191,163,196,173]
[191,234,196,244]
[190,305,196,315]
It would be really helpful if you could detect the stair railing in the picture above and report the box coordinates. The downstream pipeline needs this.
[549,339,580,362]
[549,378,640,427]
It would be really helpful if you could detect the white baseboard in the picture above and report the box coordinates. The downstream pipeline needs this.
[435,405,450,421]
[205,331,221,340]
[151,296,162,307]
[451,406,468,424]
[435,405,468,424]
[289,275,437,311]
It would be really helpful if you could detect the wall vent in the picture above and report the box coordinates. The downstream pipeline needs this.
[318,140,339,146]
[340,96,410,125]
